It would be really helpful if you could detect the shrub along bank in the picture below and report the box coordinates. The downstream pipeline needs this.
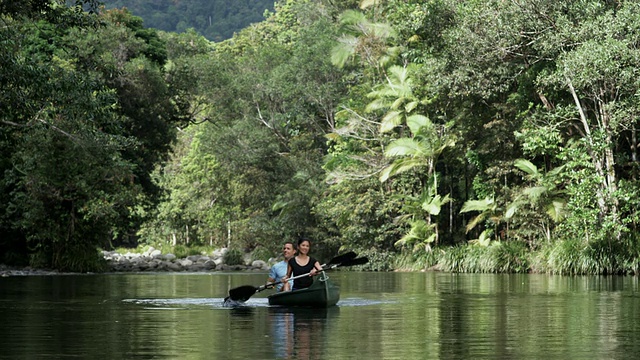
[390,239,640,275]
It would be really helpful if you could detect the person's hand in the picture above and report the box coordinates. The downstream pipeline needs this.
[310,268,317,277]
[281,276,288,283]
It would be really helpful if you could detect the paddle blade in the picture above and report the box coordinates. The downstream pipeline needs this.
[326,251,357,266]
[341,256,369,267]
[228,285,258,301]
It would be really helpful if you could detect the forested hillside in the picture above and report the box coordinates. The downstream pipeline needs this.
[4,0,640,275]
[101,0,274,41]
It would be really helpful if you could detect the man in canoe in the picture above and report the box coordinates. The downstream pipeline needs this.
[267,241,296,292]
[283,238,323,291]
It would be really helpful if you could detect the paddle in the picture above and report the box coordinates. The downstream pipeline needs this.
[227,251,358,302]
[340,256,368,267]
[309,255,368,274]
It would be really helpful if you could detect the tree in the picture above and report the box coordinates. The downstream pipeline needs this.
[0,2,186,269]
[0,3,141,269]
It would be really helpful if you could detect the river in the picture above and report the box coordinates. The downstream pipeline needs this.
[1,271,639,359]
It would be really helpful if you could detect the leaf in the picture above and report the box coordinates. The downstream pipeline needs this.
[379,158,425,182]
[523,186,547,202]
[331,35,358,67]
[379,110,403,133]
[384,137,421,157]
[405,114,430,135]
[514,159,539,177]
[379,165,394,183]
[422,193,451,215]
[546,199,567,222]
[365,97,387,112]
[465,213,486,233]
[468,230,491,246]
[339,10,368,28]
[423,202,441,216]
[359,0,379,9]
[390,97,405,110]
[478,230,491,246]
[460,197,494,213]
[405,100,418,114]
[369,21,395,39]
[505,201,520,219]
[424,232,437,245]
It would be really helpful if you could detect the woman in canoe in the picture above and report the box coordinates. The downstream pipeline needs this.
[283,238,322,291]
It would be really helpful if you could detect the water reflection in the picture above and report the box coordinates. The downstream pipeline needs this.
[4,273,640,359]
[268,307,339,359]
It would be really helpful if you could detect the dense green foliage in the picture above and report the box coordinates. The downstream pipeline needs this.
[5,0,640,274]
[0,1,190,270]
[100,0,274,41]
[147,0,640,274]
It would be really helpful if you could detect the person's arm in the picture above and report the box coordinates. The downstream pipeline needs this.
[310,260,322,276]
[285,262,293,278]
[267,265,277,284]
[282,263,293,291]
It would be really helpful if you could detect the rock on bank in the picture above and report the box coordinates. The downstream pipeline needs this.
[0,247,271,276]
[103,247,270,272]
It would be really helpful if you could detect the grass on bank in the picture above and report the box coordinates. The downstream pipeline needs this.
[391,237,640,275]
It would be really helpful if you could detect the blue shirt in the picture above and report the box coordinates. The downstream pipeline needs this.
[269,260,292,291]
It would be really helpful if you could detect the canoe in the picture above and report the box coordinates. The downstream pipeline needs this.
[268,271,340,308]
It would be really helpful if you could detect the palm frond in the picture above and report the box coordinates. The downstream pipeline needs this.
[339,10,368,28]
[379,111,403,133]
[404,100,418,114]
[523,186,547,202]
[405,114,430,135]
[460,197,495,213]
[514,159,539,175]
[546,199,567,222]
[465,213,487,233]
[330,35,357,67]
[469,229,491,246]
[379,158,424,182]
[384,137,422,156]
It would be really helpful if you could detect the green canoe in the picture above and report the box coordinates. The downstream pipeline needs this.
[268,272,340,308]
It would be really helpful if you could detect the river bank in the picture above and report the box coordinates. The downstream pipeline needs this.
[0,247,272,277]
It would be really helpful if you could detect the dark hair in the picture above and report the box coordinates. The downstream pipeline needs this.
[297,238,311,246]
[284,241,296,250]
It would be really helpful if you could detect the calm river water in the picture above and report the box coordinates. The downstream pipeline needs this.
[1,271,639,359]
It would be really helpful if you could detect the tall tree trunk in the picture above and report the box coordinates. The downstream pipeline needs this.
[567,78,621,241]
[632,125,638,181]
[567,78,608,217]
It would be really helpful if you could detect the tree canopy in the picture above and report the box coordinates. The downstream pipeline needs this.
[4,0,640,274]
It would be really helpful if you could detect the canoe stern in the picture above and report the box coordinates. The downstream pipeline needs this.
[268,272,340,308]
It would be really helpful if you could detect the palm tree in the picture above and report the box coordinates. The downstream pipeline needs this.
[460,197,502,246]
[505,159,566,242]
[394,176,451,250]
[366,66,455,250]
[380,113,455,181]
[330,9,399,71]
[366,65,423,134]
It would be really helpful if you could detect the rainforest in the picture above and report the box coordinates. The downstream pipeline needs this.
[2,0,640,275]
